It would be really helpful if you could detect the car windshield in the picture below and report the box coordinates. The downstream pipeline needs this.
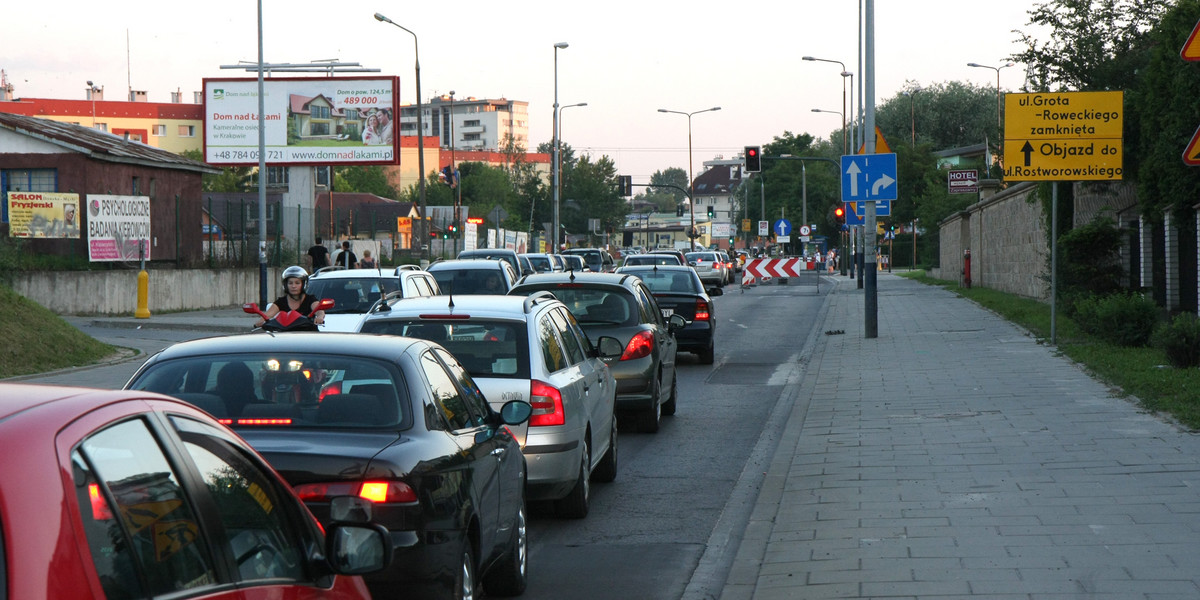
[525,255,552,272]
[623,270,699,294]
[567,251,602,269]
[307,277,400,313]
[360,319,531,379]
[129,354,409,428]
[518,285,636,326]
[430,268,507,294]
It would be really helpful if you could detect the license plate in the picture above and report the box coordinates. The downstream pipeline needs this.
[660,308,674,318]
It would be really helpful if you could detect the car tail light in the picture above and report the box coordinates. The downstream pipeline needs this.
[418,314,470,320]
[695,299,711,321]
[530,380,565,427]
[234,418,293,426]
[620,330,654,361]
[295,481,417,504]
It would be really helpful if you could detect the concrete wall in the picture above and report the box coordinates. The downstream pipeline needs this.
[11,268,281,315]
[938,182,1050,300]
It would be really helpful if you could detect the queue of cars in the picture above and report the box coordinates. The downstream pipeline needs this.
[32,245,729,600]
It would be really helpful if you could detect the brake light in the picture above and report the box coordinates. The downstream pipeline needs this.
[235,418,293,426]
[418,314,470,320]
[530,380,565,426]
[294,481,417,504]
[621,330,654,361]
[695,299,710,321]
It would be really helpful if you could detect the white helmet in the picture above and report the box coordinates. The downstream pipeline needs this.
[281,265,309,288]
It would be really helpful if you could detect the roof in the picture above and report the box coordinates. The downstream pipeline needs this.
[0,112,219,174]
[149,331,423,360]
[365,294,539,320]
[515,272,634,288]
[427,259,508,271]
[692,163,743,195]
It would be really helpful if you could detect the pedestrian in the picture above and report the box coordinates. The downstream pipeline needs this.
[359,249,377,269]
[335,241,358,269]
[307,237,330,272]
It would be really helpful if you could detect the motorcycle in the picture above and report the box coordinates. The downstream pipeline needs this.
[242,298,335,332]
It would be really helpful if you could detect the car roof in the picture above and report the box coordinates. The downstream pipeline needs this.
[617,264,695,273]
[147,331,425,361]
[460,248,516,256]
[428,259,507,271]
[0,384,172,420]
[364,293,557,320]
[310,267,400,279]
[513,271,638,288]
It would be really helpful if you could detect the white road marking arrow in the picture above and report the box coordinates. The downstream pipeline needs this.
[872,173,895,196]
[845,161,862,197]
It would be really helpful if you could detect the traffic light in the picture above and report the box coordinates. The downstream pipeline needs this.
[834,205,845,224]
[676,204,685,217]
[744,146,761,172]
[618,175,633,196]
[707,205,715,218]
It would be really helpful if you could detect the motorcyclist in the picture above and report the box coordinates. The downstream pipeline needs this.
[256,266,326,327]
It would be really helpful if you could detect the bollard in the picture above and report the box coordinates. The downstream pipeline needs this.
[135,269,152,318]
[963,248,972,289]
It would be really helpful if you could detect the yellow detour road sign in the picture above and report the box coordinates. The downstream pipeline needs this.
[741,219,751,232]
[1003,91,1123,181]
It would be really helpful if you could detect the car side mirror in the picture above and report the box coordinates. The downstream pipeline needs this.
[708,287,724,296]
[668,314,688,331]
[595,336,624,359]
[325,523,392,575]
[499,400,532,425]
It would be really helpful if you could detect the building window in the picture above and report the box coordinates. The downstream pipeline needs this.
[464,133,481,141]
[311,122,329,136]
[316,166,331,187]
[2,169,56,193]
[464,119,480,127]
[311,105,330,120]
[178,125,195,137]
[266,166,288,187]
[152,124,166,136]
[95,123,108,132]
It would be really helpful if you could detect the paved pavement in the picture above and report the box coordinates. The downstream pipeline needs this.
[19,274,1200,598]
[719,271,1200,599]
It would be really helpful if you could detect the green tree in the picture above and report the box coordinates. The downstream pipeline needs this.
[561,154,624,243]
[333,165,398,198]
[871,81,999,152]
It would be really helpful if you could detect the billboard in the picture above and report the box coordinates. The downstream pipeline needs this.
[6,192,81,238]
[86,195,152,262]
[203,76,400,166]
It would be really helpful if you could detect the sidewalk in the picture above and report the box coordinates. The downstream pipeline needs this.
[722,272,1200,599]
[66,306,250,334]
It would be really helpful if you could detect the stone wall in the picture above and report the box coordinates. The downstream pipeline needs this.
[938,182,1050,300]
[11,268,280,315]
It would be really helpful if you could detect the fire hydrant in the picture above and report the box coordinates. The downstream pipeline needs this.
[963,248,972,289]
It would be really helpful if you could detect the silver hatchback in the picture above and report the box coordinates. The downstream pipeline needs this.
[358,293,622,518]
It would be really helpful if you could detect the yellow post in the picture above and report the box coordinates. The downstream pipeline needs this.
[135,269,151,318]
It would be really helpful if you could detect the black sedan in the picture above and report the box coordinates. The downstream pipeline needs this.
[126,332,532,600]
[615,265,720,364]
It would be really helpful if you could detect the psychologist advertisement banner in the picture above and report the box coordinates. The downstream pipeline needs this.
[86,195,151,262]
[203,76,400,166]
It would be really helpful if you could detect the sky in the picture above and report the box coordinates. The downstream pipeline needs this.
[6,0,1048,182]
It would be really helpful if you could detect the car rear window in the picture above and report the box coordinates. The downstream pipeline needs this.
[686,252,719,263]
[624,255,680,266]
[361,319,532,380]
[515,285,637,327]
[430,267,508,295]
[622,270,698,294]
[307,277,399,313]
[128,354,409,429]
[525,255,552,272]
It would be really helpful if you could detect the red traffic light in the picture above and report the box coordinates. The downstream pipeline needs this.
[747,148,757,157]
[834,206,845,218]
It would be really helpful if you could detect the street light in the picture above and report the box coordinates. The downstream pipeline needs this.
[86,81,101,128]
[375,12,428,254]
[967,61,1015,144]
[552,42,569,251]
[658,106,721,250]
[556,101,587,237]
[803,56,852,154]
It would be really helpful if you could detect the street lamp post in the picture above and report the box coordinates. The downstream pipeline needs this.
[658,106,721,250]
[552,42,569,251]
[967,61,1015,156]
[85,81,101,128]
[811,108,845,158]
[556,101,587,243]
[803,56,851,155]
[375,13,428,257]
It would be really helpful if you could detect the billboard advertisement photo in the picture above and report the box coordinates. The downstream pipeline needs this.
[203,76,400,166]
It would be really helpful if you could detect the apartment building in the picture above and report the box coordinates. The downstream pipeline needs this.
[399,95,530,151]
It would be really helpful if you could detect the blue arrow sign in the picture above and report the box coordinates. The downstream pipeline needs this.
[773,219,792,236]
[852,200,892,217]
[841,153,898,202]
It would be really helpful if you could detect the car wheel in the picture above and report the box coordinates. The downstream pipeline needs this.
[555,441,590,518]
[453,545,477,600]
[662,374,677,416]
[591,417,618,483]
[698,344,715,365]
[639,377,662,433]
[483,498,528,596]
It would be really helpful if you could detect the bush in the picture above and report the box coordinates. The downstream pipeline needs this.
[1073,293,1160,347]
[1152,313,1200,368]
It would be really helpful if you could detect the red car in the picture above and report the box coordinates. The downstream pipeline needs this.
[0,383,390,600]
